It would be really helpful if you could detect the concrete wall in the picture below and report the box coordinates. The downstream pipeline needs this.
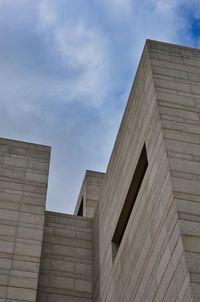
[149,40,200,301]
[37,211,93,302]
[74,170,105,218]
[0,138,50,302]
[92,200,100,302]
[93,40,199,302]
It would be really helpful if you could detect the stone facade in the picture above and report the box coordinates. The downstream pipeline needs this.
[1,40,200,301]
[0,138,50,301]
[37,212,93,302]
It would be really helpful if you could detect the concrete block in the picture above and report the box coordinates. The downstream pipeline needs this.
[6,287,36,301]
[48,276,74,290]
[75,280,92,293]
[15,242,42,257]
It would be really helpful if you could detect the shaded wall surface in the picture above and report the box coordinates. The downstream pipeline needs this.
[37,211,93,302]
[95,40,180,302]
[94,40,200,302]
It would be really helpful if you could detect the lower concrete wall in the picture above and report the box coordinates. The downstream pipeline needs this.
[176,198,200,301]
[37,211,93,302]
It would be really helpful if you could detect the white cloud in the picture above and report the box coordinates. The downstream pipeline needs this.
[36,1,110,107]
[54,23,110,106]
[38,0,56,29]
[108,0,133,15]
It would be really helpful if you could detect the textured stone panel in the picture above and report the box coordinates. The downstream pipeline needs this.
[37,211,93,302]
[0,138,50,302]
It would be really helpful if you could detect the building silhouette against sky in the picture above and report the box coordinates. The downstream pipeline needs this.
[1,40,200,301]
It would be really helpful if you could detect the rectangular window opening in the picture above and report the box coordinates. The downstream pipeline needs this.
[77,198,83,216]
[112,144,148,262]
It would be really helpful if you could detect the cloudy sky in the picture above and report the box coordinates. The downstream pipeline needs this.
[0,0,199,213]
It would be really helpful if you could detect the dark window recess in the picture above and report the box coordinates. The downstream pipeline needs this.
[77,198,83,216]
[112,144,148,261]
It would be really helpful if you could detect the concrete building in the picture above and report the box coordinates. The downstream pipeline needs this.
[1,40,200,301]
